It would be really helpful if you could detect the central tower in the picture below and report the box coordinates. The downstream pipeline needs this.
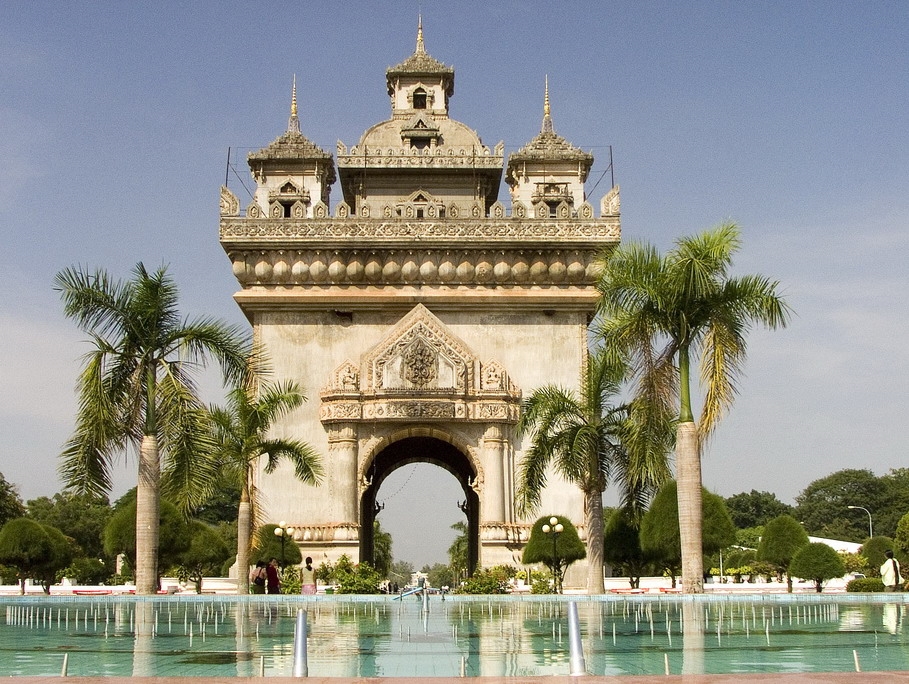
[219,24,621,584]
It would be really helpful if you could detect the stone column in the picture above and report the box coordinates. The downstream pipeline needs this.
[327,423,359,524]
[481,424,507,523]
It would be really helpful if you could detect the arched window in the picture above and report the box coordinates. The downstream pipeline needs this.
[412,88,427,109]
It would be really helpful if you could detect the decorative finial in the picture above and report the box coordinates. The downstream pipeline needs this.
[287,75,300,134]
[416,14,425,54]
[542,75,554,134]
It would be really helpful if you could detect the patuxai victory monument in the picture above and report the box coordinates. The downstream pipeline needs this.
[218,25,620,585]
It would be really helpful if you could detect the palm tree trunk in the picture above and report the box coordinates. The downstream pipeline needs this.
[585,490,606,594]
[676,421,704,593]
[135,434,160,595]
[236,478,252,595]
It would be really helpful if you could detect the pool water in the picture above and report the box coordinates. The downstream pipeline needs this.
[2,595,907,677]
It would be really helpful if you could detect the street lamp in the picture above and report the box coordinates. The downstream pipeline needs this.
[274,521,295,567]
[541,516,564,594]
[847,506,873,539]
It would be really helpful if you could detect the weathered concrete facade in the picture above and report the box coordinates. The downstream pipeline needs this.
[219,24,620,583]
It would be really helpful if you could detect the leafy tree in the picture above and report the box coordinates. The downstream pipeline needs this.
[790,542,845,593]
[33,525,75,593]
[895,512,909,559]
[598,223,790,592]
[735,526,764,550]
[603,507,652,588]
[424,562,454,589]
[639,480,736,587]
[55,263,248,594]
[860,536,897,577]
[191,480,241,525]
[206,378,322,593]
[725,490,793,529]
[521,515,586,593]
[175,521,230,593]
[795,469,884,541]
[252,523,302,568]
[516,348,671,594]
[756,514,809,591]
[0,518,54,593]
[877,469,909,538]
[373,520,392,578]
[388,560,414,589]
[27,491,112,560]
[0,474,26,527]
[103,499,191,581]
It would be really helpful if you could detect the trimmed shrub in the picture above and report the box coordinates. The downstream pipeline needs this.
[846,577,885,592]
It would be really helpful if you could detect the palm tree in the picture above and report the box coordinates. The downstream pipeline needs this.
[55,263,248,594]
[515,348,671,594]
[597,223,790,592]
[206,379,322,594]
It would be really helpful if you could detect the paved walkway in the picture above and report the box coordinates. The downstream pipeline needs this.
[13,675,909,683]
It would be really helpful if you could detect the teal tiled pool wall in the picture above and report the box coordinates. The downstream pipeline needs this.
[2,593,907,677]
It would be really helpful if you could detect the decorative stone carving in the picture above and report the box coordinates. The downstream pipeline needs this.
[220,186,239,216]
[223,246,603,288]
[402,338,437,388]
[601,184,620,216]
[320,304,521,425]
[246,202,262,218]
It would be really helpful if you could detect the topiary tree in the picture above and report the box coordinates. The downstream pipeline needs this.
[756,514,809,591]
[34,525,75,593]
[177,521,230,594]
[603,508,652,588]
[860,536,896,577]
[640,481,736,587]
[0,518,54,593]
[790,542,846,593]
[103,499,191,583]
[522,515,586,593]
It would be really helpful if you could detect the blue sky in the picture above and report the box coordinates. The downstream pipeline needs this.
[2,2,907,568]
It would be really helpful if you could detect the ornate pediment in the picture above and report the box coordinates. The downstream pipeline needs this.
[320,304,521,424]
[363,303,473,393]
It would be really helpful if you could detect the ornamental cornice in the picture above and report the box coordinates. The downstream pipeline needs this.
[225,247,604,287]
[220,218,620,243]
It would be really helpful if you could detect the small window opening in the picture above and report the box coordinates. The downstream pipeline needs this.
[416,209,424,218]
[413,88,427,109]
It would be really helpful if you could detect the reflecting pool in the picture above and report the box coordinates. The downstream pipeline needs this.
[2,594,907,677]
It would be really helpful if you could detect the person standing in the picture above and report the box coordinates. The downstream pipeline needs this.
[266,557,281,594]
[300,557,317,595]
[881,550,903,591]
[249,561,267,595]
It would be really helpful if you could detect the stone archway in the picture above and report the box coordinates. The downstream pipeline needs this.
[359,436,479,576]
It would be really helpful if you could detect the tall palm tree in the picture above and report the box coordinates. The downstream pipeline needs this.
[206,379,322,594]
[515,348,671,594]
[597,223,790,592]
[55,263,248,594]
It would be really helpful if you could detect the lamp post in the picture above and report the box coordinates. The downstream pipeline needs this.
[847,506,873,539]
[274,521,295,567]
[541,516,564,594]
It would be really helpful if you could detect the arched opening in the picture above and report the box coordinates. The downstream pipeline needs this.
[412,88,427,109]
[360,436,479,580]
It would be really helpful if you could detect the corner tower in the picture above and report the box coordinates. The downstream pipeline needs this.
[219,24,621,585]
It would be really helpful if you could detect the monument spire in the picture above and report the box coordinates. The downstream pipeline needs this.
[542,76,554,134]
[287,75,301,134]
[415,14,425,54]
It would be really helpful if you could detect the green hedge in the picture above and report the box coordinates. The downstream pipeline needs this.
[846,577,885,592]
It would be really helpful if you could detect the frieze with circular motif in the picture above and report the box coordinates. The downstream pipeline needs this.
[227,247,600,287]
